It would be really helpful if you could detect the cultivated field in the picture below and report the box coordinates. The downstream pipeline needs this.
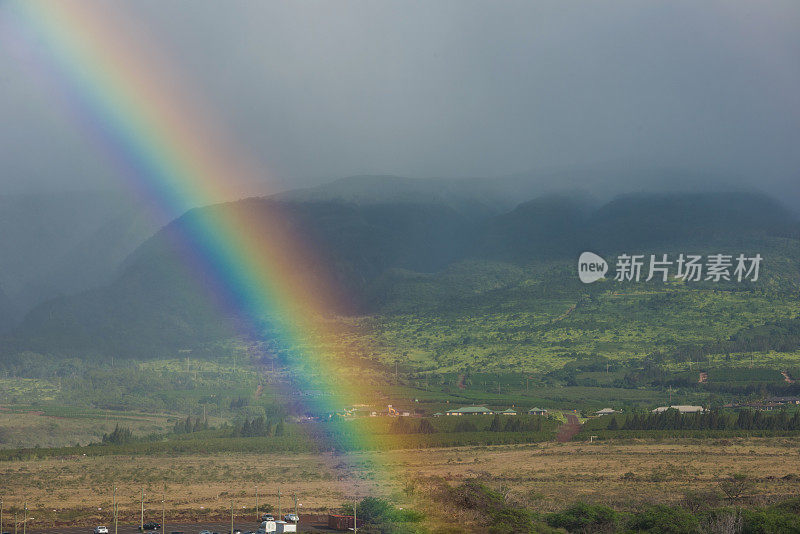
[2,438,799,529]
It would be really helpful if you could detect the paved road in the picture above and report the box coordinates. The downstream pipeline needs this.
[23,516,337,534]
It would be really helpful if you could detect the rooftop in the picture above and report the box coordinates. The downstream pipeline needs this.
[446,406,493,414]
[652,405,704,413]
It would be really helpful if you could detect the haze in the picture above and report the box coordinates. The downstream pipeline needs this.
[0,0,799,206]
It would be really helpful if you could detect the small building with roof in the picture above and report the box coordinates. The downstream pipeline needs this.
[445,406,493,416]
[500,408,517,416]
[528,407,548,416]
[652,405,705,414]
[594,408,618,416]
[767,396,800,405]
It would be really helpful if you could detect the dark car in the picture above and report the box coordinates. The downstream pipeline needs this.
[139,523,161,531]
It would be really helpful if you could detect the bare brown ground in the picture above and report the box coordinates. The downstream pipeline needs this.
[1,438,799,529]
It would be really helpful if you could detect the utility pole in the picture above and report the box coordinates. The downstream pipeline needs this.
[114,487,119,534]
[22,503,26,534]
[1,498,3,534]
[161,484,166,534]
[293,493,298,519]
[255,486,259,522]
[13,511,16,534]
[140,488,145,532]
[277,491,281,521]
[230,500,233,534]
[353,501,357,534]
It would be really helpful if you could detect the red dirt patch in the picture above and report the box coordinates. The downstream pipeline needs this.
[556,413,582,442]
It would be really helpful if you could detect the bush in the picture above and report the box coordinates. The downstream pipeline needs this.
[418,419,436,434]
[740,499,800,533]
[489,507,536,533]
[545,501,618,532]
[627,505,700,533]
[449,480,504,512]
[719,473,754,501]
[342,497,424,531]
[454,420,477,433]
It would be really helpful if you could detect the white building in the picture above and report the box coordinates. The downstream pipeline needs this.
[652,405,704,414]
[594,408,618,416]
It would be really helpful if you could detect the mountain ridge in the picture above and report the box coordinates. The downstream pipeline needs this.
[3,187,797,359]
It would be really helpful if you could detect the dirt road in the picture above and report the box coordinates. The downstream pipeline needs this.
[556,413,582,442]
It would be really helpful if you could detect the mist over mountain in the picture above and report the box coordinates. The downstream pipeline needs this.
[0,191,164,331]
[0,285,16,329]
[273,168,788,216]
[4,176,798,359]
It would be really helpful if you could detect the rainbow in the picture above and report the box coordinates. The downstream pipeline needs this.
[1,0,398,487]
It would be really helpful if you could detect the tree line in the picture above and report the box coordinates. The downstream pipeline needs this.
[607,409,800,432]
[231,415,285,437]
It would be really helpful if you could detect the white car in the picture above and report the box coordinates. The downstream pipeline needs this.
[283,513,300,523]
[94,527,109,534]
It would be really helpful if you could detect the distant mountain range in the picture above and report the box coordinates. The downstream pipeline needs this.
[272,169,772,217]
[3,176,797,359]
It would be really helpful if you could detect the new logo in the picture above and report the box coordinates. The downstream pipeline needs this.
[578,251,608,283]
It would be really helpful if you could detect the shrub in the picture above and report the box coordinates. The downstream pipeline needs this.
[720,473,754,501]
[627,505,700,533]
[454,420,477,433]
[545,501,618,532]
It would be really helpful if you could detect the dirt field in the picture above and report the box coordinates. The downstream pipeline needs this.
[2,438,799,529]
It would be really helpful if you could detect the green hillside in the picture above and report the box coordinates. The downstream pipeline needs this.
[2,190,798,375]
[366,255,800,373]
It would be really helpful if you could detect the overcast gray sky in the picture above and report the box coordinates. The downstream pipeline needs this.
[1,0,799,203]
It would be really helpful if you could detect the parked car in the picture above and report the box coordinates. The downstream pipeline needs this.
[199,531,214,534]
[140,522,161,531]
[261,513,274,522]
[283,513,299,523]
[94,527,109,534]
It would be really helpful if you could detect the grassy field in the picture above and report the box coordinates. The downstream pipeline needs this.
[1,438,799,530]
[0,408,174,448]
